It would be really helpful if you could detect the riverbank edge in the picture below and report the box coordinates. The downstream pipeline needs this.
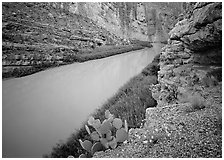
[45,53,160,158]
[2,44,149,80]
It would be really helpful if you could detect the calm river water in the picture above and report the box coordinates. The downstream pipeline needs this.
[2,47,156,157]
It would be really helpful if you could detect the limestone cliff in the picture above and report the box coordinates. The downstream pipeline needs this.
[57,2,184,42]
[151,2,222,106]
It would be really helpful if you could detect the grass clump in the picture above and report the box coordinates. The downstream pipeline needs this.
[142,54,160,77]
[200,68,222,87]
[188,95,206,112]
[65,44,147,63]
[45,54,159,158]
[208,68,222,82]
[201,74,218,87]
[130,39,153,48]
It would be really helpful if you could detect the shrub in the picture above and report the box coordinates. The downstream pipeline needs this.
[207,68,222,82]
[130,40,153,48]
[152,54,160,64]
[201,74,218,87]
[77,44,145,62]
[142,63,159,77]
[44,127,89,158]
[190,95,206,111]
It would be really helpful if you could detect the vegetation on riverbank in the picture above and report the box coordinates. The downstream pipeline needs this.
[44,54,160,158]
[63,44,149,63]
[2,44,150,79]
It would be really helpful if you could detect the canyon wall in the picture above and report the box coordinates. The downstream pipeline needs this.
[53,2,184,42]
[151,2,222,107]
[2,2,184,78]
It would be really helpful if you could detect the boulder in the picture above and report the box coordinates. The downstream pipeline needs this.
[169,2,222,52]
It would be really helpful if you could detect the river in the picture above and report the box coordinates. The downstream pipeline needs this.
[2,47,157,157]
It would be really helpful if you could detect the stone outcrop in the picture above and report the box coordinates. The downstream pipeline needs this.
[169,2,222,64]
[151,2,222,106]
[170,3,221,51]
[61,2,184,42]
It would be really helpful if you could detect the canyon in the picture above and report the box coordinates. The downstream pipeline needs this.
[2,2,222,158]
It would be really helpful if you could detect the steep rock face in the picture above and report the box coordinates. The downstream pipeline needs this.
[169,2,222,64]
[67,2,184,42]
[151,2,222,106]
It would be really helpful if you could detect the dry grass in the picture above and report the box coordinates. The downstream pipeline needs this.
[189,95,206,112]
